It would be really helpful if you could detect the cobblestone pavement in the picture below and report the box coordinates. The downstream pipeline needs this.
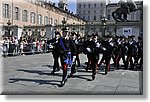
[0,53,143,95]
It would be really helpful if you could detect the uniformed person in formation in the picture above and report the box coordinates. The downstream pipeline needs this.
[135,36,143,69]
[126,35,137,70]
[51,31,61,75]
[83,35,93,71]
[99,35,115,75]
[59,27,77,86]
[115,36,127,69]
[85,34,101,80]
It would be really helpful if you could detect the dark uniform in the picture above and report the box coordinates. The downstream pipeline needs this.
[85,34,100,80]
[75,35,82,67]
[51,32,61,74]
[100,36,115,75]
[83,35,93,71]
[126,36,137,70]
[59,35,76,86]
[135,36,143,69]
[115,36,127,69]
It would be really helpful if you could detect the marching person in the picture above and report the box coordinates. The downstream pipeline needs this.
[126,35,137,70]
[59,27,76,86]
[74,34,82,67]
[85,34,101,80]
[115,36,127,69]
[51,31,61,75]
[83,35,93,71]
[100,35,115,75]
[134,36,143,69]
[89,34,101,80]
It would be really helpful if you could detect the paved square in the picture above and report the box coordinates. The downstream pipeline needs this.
[1,53,143,95]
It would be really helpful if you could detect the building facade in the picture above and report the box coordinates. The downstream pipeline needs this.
[76,0,143,38]
[106,1,143,39]
[77,0,106,22]
[76,0,106,35]
[0,0,86,39]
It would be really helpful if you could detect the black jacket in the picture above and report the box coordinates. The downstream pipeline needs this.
[59,38,77,56]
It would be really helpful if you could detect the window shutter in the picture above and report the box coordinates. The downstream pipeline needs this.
[13,7,16,20]
[27,11,28,22]
[22,10,24,21]
[41,15,42,25]
[18,8,20,20]
[30,12,32,23]
[34,13,36,24]
[9,5,11,18]
[2,3,5,17]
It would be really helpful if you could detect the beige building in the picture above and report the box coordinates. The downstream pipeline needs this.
[0,0,86,39]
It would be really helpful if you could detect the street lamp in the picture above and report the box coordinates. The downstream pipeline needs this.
[101,16,107,36]
[7,20,11,37]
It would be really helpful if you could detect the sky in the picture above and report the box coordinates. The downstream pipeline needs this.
[50,0,141,13]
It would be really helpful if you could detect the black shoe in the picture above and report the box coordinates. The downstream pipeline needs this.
[51,70,55,75]
[61,81,65,87]
[103,71,107,75]
[70,73,73,77]
[92,75,95,80]
[77,65,81,67]
[56,68,60,72]
[61,79,67,86]
[85,67,88,71]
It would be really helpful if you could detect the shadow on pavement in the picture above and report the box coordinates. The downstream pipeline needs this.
[42,65,53,68]
[16,69,62,77]
[9,78,63,87]
[71,75,93,81]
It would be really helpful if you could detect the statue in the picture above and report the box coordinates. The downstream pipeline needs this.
[112,0,142,22]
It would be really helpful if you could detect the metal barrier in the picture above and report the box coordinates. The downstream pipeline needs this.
[1,43,53,57]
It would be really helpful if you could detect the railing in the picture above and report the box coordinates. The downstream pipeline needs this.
[0,43,53,57]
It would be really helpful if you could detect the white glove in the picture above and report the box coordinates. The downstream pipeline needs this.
[86,48,91,53]
[75,40,78,44]
[102,47,106,51]
[110,42,114,46]
[73,56,76,62]
[96,43,100,47]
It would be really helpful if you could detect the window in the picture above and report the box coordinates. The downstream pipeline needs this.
[88,4,90,8]
[79,4,81,9]
[54,19,57,25]
[88,11,90,13]
[88,16,90,21]
[22,10,28,22]
[83,11,85,14]
[30,12,36,24]
[108,15,111,20]
[38,14,42,25]
[3,4,10,18]
[84,4,86,8]
[94,11,96,13]
[14,7,20,20]
[44,16,49,25]
[50,18,53,25]
[94,4,96,7]
[101,3,103,7]
[83,16,85,19]
[94,16,96,20]
[100,15,103,19]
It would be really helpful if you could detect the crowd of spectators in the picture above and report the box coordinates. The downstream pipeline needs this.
[0,36,53,57]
